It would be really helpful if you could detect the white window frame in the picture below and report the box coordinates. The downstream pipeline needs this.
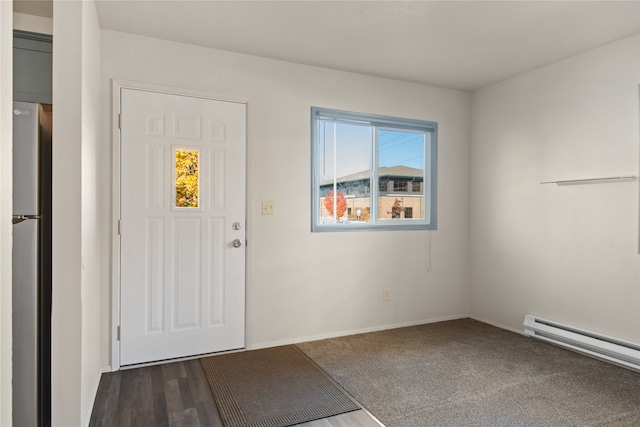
[311,107,438,232]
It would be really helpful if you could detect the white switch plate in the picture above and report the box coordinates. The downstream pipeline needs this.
[262,201,276,215]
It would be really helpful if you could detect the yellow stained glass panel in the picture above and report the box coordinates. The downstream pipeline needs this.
[175,149,199,208]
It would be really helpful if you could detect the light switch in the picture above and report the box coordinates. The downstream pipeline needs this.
[262,201,276,215]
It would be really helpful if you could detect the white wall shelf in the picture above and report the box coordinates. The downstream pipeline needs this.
[540,176,637,186]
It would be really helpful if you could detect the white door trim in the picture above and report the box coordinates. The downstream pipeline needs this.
[110,79,250,371]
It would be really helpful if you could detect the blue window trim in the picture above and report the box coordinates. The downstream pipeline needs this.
[311,107,438,232]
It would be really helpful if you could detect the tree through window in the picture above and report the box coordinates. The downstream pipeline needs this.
[175,149,199,208]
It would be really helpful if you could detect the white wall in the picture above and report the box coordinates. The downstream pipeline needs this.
[470,35,640,341]
[80,2,104,423]
[52,1,103,425]
[0,2,13,424]
[101,30,471,359]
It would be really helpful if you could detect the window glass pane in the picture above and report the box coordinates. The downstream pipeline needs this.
[175,149,199,208]
[318,121,371,223]
[378,129,425,220]
[312,106,436,232]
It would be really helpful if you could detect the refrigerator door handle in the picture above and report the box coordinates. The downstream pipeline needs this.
[12,215,40,225]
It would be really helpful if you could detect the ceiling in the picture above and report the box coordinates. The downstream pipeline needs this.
[18,1,640,91]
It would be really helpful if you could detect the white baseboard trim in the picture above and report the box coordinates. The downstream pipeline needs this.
[469,315,525,336]
[82,365,111,427]
[249,314,470,350]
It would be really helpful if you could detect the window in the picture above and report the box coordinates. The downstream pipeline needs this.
[311,107,437,232]
[393,181,408,192]
[405,207,413,219]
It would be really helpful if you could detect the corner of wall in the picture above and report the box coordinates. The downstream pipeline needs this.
[79,0,105,422]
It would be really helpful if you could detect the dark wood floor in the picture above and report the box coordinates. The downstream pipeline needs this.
[89,358,382,427]
[89,359,223,427]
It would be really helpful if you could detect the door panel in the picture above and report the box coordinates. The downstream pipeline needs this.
[120,88,246,365]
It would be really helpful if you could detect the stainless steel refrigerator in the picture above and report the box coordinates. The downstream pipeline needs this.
[13,101,52,427]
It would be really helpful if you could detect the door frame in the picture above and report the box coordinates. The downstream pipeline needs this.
[110,80,250,371]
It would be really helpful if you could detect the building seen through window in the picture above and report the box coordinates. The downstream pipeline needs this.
[319,165,424,220]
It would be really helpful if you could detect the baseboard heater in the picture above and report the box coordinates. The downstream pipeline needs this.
[524,314,640,373]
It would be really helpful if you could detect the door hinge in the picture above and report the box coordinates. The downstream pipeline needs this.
[118,113,121,129]
[117,325,121,341]
[117,220,122,235]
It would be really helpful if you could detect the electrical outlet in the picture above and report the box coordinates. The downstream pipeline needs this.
[262,201,276,215]
[383,289,390,301]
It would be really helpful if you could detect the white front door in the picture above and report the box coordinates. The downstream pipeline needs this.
[119,88,246,366]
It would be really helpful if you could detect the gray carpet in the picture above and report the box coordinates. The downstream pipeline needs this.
[296,318,640,427]
[200,345,359,427]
